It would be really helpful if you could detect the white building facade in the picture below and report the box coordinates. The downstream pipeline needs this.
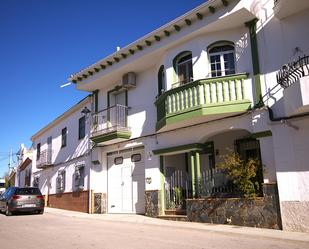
[28,0,309,232]
[30,96,92,212]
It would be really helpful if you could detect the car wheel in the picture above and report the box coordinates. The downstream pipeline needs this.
[5,204,12,216]
[38,210,44,215]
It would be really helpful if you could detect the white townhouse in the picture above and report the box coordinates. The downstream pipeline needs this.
[28,0,309,232]
[30,96,92,213]
[15,144,33,188]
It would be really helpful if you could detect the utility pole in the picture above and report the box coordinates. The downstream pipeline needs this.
[8,148,13,172]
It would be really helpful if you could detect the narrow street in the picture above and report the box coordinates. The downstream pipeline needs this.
[0,208,308,249]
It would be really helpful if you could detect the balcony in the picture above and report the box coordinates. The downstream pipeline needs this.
[278,55,309,116]
[273,0,309,19]
[36,149,53,169]
[90,104,131,145]
[155,73,252,131]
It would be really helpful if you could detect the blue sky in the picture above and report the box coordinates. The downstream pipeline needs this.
[0,0,205,176]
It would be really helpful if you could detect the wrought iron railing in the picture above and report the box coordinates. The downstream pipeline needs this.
[164,168,237,208]
[91,104,130,137]
[276,55,309,88]
[199,168,236,197]
[36,149,53,168]
[165,170,192,209]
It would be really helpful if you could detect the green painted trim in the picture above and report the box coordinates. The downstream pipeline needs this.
[208,6,215,13]
[245,18,262,106]
[155,73,248,105]
[93,90,99,113]
[154,35,161,41]
[107,86,128,108]
[156,100,252,131]
[195,151,201,182]
[196,13,203,20]
[91,130,131,144]
[185,19,191,26]
[190,152,196,197]
[159,156,165,215]
[172,51,192,85]
[164,30,170,36]
[174,25,181,32]
[251,130,272,139]
[153,143,205,155]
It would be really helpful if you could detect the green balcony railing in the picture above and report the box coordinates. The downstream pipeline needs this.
[155,73,251,130]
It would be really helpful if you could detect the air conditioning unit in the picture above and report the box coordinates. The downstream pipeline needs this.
[91,147,101,165]
[122,72,136,89]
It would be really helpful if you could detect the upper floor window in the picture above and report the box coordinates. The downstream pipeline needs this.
[173,51,193,86]
[61,127,67,148]
[36,143,41,161]
[208,42,235,77]
[79,116,86,139]
[157,65,165,96]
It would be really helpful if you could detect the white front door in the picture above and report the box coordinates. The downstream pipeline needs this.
[107,150,145,214]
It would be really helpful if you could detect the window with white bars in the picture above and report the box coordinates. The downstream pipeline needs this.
[209,44,235,77]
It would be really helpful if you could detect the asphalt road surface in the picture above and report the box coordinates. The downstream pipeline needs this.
[0,210,308,249]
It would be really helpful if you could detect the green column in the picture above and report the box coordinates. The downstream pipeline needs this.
[159,156,165,215]
[190,152,196,198]
[245,18,263,107]
[195,151,201,197]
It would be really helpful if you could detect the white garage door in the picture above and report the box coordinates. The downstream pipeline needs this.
[107,150,145,214]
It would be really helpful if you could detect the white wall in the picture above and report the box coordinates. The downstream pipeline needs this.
[253,0,309,116]
[31,98,91,194]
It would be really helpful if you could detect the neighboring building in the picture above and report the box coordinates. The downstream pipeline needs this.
[15,144,33,187]
[26,0,309,232]
[30,96,92,213]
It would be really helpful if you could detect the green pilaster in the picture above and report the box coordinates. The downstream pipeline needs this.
[190,152,196,198]
[93,90,99,112]
[159,156,165,215]
[245,18,263,107]
[195,151,201,197]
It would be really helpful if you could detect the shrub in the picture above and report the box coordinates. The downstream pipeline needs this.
[217,151,262,198]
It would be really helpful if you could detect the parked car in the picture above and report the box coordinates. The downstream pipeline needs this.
[0,187,44,216]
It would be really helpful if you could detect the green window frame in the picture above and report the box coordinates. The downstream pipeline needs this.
[61,127,67,148]
[78,116,86,139]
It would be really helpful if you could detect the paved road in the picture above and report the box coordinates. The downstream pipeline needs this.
[0,209,308,249]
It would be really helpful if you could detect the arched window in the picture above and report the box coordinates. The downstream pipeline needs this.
[173,51,193,86]
[208,41,235,77]
[157,65,165,96]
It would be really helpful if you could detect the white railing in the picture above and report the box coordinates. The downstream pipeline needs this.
[91,104,130,137]
[36,149,53,168]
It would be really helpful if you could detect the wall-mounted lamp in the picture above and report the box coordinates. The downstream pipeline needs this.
[81,106,91,119]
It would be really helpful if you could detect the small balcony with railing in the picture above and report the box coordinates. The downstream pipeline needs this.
[155,73,252,131]
[278,54,309,116]
[90,104,131,145]
[36,149,53,169]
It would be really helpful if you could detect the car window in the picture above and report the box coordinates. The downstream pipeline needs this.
[15,188,41,195]
[3,188,13,198]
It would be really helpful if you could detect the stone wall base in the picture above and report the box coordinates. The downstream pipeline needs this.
[145,190,161,217]
[93,192,107,214]
[280,201,309,232]
[187,184,281,229]
[47,190,89,213]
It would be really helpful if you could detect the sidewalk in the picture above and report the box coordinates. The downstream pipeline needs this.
[45,207,309,243]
